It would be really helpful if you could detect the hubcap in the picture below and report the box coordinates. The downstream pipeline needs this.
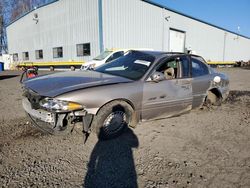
[103,111,126,134]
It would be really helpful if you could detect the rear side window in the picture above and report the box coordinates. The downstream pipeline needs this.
[191,57,209,77]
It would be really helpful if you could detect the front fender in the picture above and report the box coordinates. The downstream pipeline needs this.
[55,82,143,115]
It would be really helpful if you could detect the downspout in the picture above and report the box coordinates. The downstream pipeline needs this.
[162,8,165,51]
[98,0,104,53]
[222,32,227,62]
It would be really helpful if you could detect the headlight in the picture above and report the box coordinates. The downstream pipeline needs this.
[39,98,83,112]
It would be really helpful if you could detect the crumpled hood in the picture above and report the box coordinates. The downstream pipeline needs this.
[23,70,132,97]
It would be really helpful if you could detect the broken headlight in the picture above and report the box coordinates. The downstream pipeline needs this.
[39,98,83,112]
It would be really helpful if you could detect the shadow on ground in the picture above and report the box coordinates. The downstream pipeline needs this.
[83,128,139,188]
[0,75,19,80]
[240,66,250,70]
[225,90,250,103]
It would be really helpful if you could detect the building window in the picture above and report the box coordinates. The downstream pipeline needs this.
[13,53,18,61]
[22,52,29,61]
[53,47,63,58]
[76,43,91,56]
[35,49,43,59]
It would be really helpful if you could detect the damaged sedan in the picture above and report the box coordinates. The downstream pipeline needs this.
[22,50,229,140]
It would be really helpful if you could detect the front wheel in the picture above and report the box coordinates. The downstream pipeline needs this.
[92,100,135,140]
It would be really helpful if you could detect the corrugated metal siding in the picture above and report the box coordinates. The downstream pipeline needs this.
[7,0,100,62]
[102,0,250,61]
[6,0,250,62]
[165,9,225,61]
[224,34,250,61]
[165,9,250,61]
[102,0,165,50]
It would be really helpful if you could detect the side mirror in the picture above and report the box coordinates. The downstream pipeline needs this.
[149,71,165,82]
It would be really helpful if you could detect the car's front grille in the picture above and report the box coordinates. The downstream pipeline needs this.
[23,88,44,110]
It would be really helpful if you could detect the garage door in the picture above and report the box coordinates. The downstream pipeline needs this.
[169,29,185,52]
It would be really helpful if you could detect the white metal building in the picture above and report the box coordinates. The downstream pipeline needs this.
[6,0,250,64]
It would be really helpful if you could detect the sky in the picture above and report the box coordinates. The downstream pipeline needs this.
[151,0,250,38]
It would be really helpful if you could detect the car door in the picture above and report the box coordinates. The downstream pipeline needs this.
[141,56,192,120]
[190,56,211,108]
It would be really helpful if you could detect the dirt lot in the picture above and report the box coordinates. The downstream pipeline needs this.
[0,68,249,188]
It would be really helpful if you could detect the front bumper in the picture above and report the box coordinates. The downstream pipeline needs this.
[22,97,93,134]
[22,98,55,123]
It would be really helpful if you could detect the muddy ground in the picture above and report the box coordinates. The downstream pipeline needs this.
[0,68,249,188]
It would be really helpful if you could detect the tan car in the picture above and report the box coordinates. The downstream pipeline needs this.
[22,50,229,139]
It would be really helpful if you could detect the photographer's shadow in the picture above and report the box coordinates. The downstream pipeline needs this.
[83,128,139,188]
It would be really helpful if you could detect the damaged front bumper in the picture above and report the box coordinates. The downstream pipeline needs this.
[23,98,55,123]
[22,98,93,135]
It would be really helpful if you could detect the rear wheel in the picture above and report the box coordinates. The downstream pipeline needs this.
[70,66,75,71]
[92,100,134,140]
[206,90,222,106]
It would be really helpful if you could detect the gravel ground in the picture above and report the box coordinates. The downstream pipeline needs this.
[0,68,249,188]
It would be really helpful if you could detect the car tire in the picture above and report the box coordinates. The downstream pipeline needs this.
[92,100,134,140]
[70,66,75,71]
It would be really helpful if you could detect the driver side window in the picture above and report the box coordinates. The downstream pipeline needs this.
[156,59,179,80]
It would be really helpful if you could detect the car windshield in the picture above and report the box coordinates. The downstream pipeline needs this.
[95,51,155,80]
[93,51,113,60]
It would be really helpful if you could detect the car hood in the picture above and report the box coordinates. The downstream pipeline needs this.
[23,70,132,97]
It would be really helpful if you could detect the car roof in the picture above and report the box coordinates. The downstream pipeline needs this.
[106,48,154,53]
[134,50,202,59]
